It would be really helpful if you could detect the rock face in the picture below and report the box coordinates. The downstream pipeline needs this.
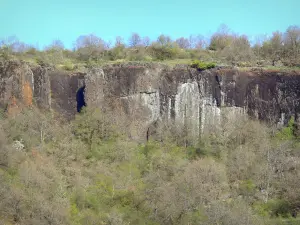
[0,60,34,114]
[87,65,300,139]
[1,60,300,140]
[49,71,85,118]
[32,65,51,109]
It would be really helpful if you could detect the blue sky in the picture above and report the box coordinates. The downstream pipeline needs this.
[0,0,299,49]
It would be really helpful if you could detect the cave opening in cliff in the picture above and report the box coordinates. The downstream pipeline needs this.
[76,86,86,112]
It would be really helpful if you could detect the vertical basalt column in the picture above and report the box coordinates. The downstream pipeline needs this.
[294,111,300,137]
[84,68,106,108]
[0,60,34,110]
[32,66,51,109]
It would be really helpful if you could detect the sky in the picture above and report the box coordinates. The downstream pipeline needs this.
[0,0,299,49]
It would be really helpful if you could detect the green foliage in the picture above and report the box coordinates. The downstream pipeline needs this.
[107,45,126,60]
[0,46,14,60]
[208,34,234,51]
[72,107,118,149]
[236,61,253,67]
[148,44,179,61]
[186,140,218,159]
[1,25,299,70]
[0,108,6,120]
[3,108,56,148]
[254,199,292,218]
[275,116,295,140]
[190,60,216,70]
[126,47,149,61]
[239,179,256,196]
[60,61,76,71]
[1,108,300,224]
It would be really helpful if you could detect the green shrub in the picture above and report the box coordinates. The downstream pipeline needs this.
[126,48,149,61]
[239,179,256,196]
[275,116,295,140]
[254,199,292,218]
[148,45,179,61]
[61,61,75,71]
[107,45,126,60]
[72,108,118,151]
[236,61,252,67]
[190,60,216,70]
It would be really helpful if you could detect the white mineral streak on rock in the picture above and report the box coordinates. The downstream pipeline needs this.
[85,68,105,106]
[140,91,160,123]
[168,97,172,120]
[175,81,201,137]
[173,81,246,136]
[119,89,160,124]
[119,78,246,139]
[200,97,221,134]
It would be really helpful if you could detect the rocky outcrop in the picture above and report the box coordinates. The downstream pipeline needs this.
[49,71,85,118]
[0,60,34,114]
[83,65,300,139]
[1,60,300,140]
[32,65,52,109]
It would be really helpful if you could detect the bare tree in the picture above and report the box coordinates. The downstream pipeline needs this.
[209,24,234,50]
[283,25,300,65]
[157,34,172,47]
[189,34,206,49]
[142,36,151,47]
[252,34,268,60]
[284,26,300,51]
[222,34,254,64]
[0,36,29,53]
[51,39,64,49]
[75,34,106,50]
[128,32,142,47]
[115,36,124,47]
[74,34,106,61]
[44,39,64,51]
[175,37,190,49]
[261,31,284,66]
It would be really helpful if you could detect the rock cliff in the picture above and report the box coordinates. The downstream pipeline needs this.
[1,60,300,139]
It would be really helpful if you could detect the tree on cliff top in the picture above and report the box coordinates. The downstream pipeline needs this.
[74,34,107,61]
[128,33,142,47]
[283,26,300,66]
[175,37,190,49]
[222,35,254,64]
[261,31,284,66]
[208,24,235,51]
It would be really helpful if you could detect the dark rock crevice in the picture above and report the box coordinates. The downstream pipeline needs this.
[76,86,86,112]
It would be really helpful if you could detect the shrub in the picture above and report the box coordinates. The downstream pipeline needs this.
[107,45,127,60]
[148,44,179,61]
[190,60,216,70]
[72,107,118,151]
[275,116,295,140]
[236,61,252,67]
[126,47,148,61]
[254,199,292,218]
[61,61,75,71]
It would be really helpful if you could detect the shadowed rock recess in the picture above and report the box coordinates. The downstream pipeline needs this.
[1,60,300,139]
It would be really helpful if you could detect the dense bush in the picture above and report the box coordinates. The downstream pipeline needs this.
[190,60,216,70]
[275,116,295,140]
[148,44,179,61]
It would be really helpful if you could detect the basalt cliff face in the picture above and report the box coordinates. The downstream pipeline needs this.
[1,60,300,139]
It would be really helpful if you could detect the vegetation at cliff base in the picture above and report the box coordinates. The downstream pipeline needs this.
[0,107,300,224]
